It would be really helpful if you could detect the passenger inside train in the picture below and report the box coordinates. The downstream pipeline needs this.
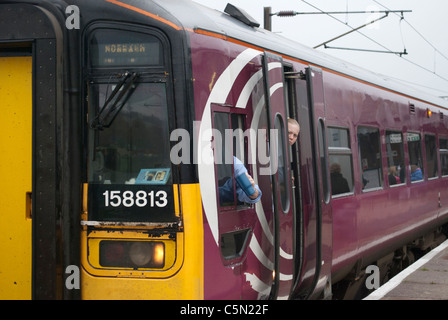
[330,163,350,195]
[411,165,423,181]
[388,166,401,185]
[218,156,262,205]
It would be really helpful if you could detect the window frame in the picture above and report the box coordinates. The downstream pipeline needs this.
[407,131,425,183]
[85,23,170,73]
[327,126,354,197]
[318,119,330,203]
[440,137,448,177]
[211,105,252,211]
[357,125,383,192]
[274,113,291,213]
[425,134,439,180]
[385,130,406,187]
[84,24,178,223]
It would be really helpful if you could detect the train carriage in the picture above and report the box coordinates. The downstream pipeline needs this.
[0,0,447,300]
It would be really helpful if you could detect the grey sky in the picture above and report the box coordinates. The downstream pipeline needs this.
[192,0,448,99]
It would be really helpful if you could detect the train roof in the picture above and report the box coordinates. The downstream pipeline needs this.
[69,0,447,110]
[152,0,448,110]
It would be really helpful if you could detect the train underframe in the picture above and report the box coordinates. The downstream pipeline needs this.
[331,223,448,300]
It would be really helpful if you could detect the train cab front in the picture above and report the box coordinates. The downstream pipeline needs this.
[80,22,202,299]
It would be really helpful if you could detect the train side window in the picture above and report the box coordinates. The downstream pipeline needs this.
[440,138,448,177]
[407,132,424,182]
[385,131,406,185]
[358,126,383,190]
[425,135,438,179]
[327,127,353,196]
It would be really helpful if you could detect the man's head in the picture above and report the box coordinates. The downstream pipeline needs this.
[287,118,300,146]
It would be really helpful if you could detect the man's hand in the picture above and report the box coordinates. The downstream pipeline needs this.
[246,172,259,200]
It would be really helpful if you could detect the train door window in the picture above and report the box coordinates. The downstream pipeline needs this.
[327,127,353,196]
[275,114,290,212]
[358,126,383,190]
[425,135,438,179]
[407,132,424,182]
[386,131,406,185]
[318,119,330,202]
[214,112,235,207]
[213,110,250,208]
[440,138,448,177]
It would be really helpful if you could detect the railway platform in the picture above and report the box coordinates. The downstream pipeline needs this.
[364,239,448,300]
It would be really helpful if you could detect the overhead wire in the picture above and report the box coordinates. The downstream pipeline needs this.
[372,0,448,92]
[372,0,448,63]
[301,0,404,54]
[300,0,448,93]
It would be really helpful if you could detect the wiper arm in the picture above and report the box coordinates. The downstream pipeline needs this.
[90,71,139,130]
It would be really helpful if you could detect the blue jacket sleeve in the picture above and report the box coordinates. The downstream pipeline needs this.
[236,184,262,204]
[233,157,262,203]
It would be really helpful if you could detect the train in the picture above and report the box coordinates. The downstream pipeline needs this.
[1,0,447,300]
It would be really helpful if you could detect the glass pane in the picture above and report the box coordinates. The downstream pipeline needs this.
[327,127,350,148]
[440,138,448,176]
[88,82,171,185]
[442,153,448,176]
[231,113,246,166]
[214,112,234,207]
[327,127,353,196]
[275,115,289,212]
[408,133,424,181]
[386,131,406,185]
[440,138,448,150]
[358,127,383,189]
[318,120,329,202]
[425,135,438,178]
[329,155,353,195]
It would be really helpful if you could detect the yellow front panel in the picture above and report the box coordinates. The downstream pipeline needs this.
[0,57,33,299]
[81,183,204,299]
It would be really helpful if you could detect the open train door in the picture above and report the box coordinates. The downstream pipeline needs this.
[304,66,333,299]
[262,52,295,299]
[0,3,63,299]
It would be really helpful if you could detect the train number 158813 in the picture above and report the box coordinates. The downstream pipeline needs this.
[102,190,168,208]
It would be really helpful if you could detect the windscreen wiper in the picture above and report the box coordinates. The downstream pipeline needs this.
[90,71,139,130]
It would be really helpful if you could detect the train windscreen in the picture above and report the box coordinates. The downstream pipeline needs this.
[86,28,175,222]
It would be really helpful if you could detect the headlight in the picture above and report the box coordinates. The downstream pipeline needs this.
[99,240,165,269]
[129,242,152,266]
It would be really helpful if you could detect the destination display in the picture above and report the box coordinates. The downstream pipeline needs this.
[89,29,162,67]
